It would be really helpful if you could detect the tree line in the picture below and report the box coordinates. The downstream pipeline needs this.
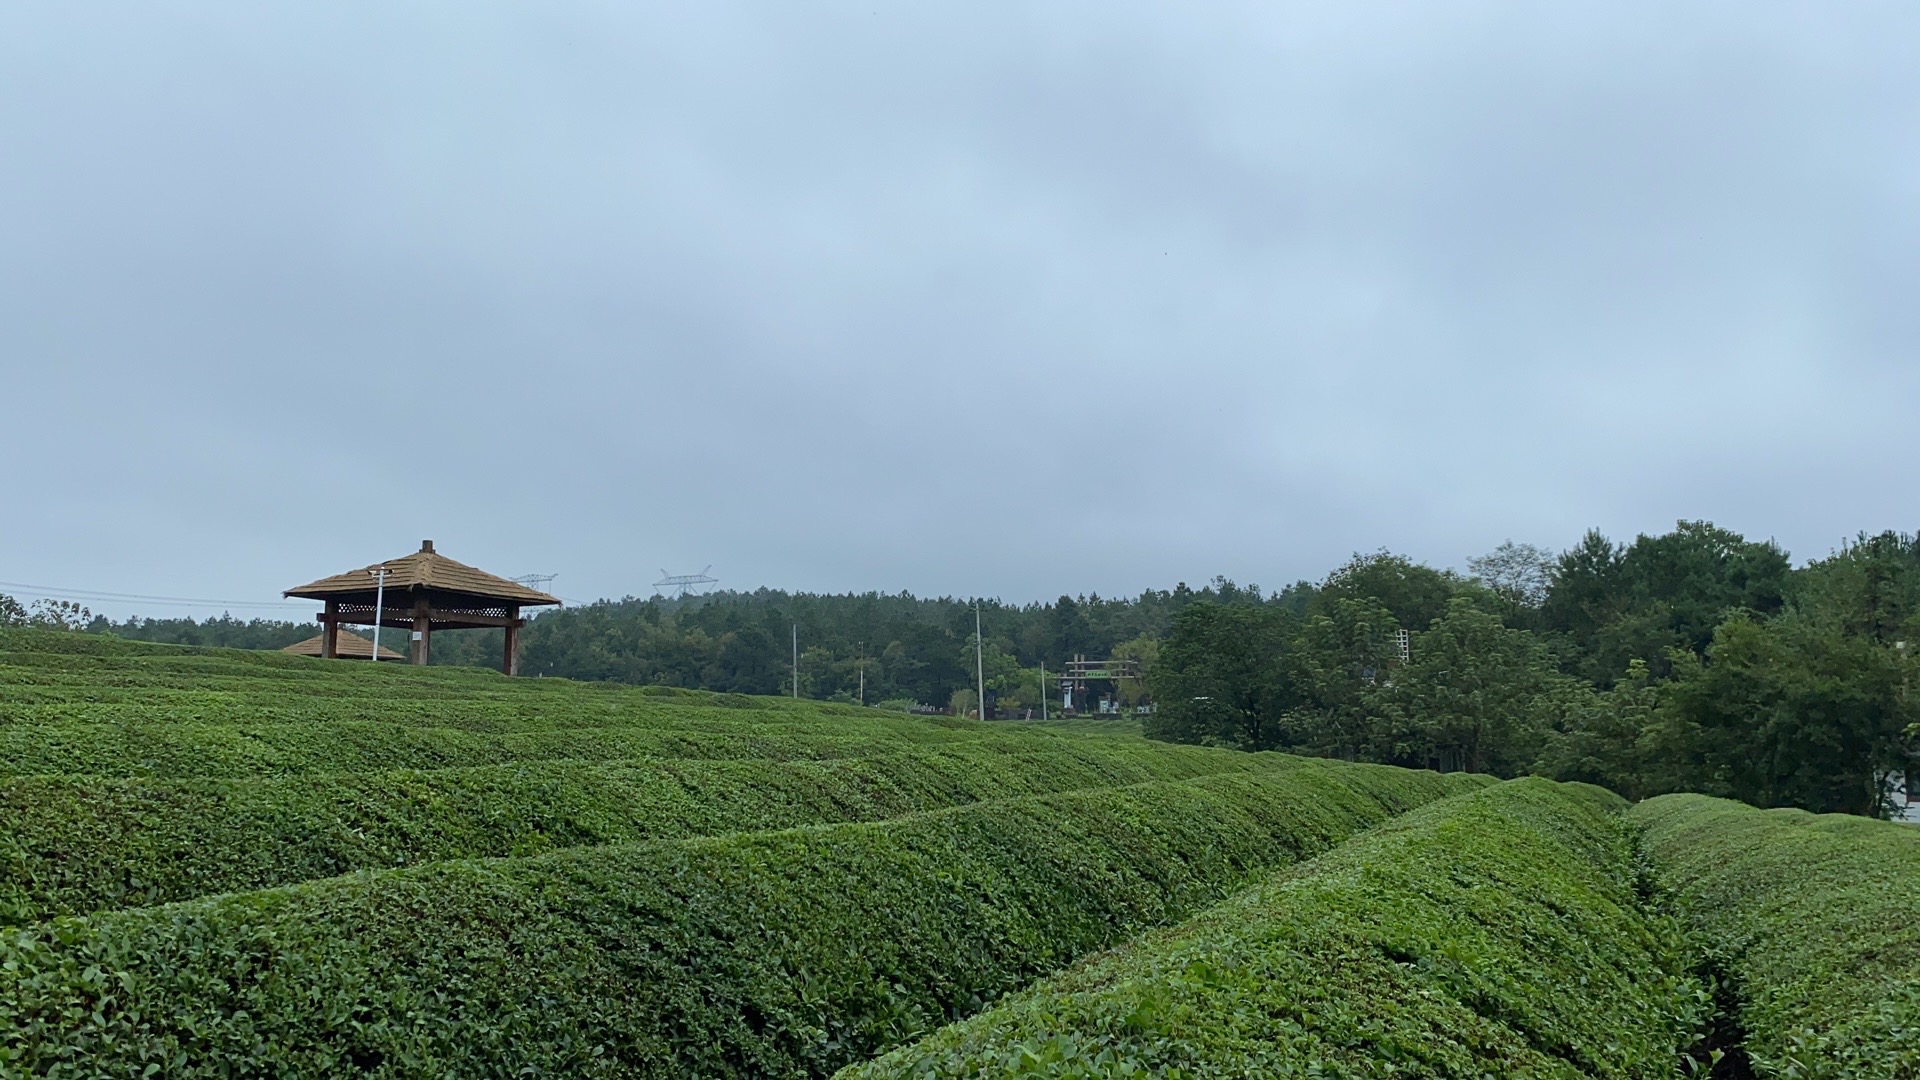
[1149,523,1920,818]
[22,519,1919,817]
[57,580,1274,712]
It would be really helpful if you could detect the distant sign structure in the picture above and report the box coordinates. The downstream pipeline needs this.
[653,566,718,598]
[1058,654,1145,716]
[1061,656,1144,683]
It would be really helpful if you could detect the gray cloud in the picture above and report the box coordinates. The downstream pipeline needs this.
[4,2,1917,616]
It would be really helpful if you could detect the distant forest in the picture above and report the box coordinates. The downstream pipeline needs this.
[53,579,1276,708]
[17,520,1919,818]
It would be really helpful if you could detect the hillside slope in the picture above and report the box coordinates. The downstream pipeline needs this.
[0,630,1488,1075]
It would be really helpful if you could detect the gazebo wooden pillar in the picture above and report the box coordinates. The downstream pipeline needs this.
[285,540,560,674]
[410,595,432,666]
[321,600,340,658]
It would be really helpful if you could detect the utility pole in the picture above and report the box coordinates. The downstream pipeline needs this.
[858,642,865,707]
[1040,660,1048,721]
[1899,641,1913,816]
[975,603,987,721]
[792,622,799,699]
[368,566,389,663]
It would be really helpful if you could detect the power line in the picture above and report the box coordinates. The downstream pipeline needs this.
[0,581,315,612]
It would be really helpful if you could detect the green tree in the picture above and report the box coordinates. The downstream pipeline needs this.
[1539,529,1624,672]
[1313,551,1461,633]
[1368,597,1576,775]
[1532,659,1660,800]
[1286,597,1401,760]
[1468,540,1558,608]
[1146,604,1298,750]
[964,636,1028,713]
[1793,530,1920,644]
[1107,633,1159,709]
[27,599,92,631]
[1655,613,1917,816]
[1543,521,1791,684]
[797,644,836,698]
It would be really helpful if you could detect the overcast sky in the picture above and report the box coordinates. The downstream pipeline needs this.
[4,2,1917,619]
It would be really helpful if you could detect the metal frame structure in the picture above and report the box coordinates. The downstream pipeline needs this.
[653,567,718,598]
[1056,654,1145,715]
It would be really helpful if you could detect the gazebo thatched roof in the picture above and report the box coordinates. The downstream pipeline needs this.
[283,630,403,661]
[284,540,560,607]
[285,540,555,674]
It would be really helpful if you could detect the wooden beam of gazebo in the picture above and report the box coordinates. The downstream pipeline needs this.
[284,540,560,674]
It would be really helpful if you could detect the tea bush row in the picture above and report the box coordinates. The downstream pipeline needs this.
[0,676,924,732]
[1633,793,1920,1077]
[846,778,1708,1079]
[0,630,880,714]
[0,636,1177,781]
[0,741,1311,922]
[0,767,1488,1077]
[0,691,947,733]
[0,713,1011,779]
[0,630,951,731]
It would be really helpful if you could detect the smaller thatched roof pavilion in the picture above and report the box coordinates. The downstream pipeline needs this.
[283,630,403,661]
[284,540,560,674]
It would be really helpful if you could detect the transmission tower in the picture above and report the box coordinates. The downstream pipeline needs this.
[512,573,558,595]
[653,566,718,598]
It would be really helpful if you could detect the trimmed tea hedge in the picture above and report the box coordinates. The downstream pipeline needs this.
[0,741,1309,922]
[846,778,1708,1079]
[0,632,945,732]
[0,719,999,780]
[0,630,965,744]
[0,676,953,733]
[1633,793,1920,1077]
[0,630,1144,783]
[0,767,1487,1076]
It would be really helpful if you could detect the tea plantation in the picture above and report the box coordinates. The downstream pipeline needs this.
[1635,794,1920,1078]
[1,628,1914,1076]
[847,779,1707,1078]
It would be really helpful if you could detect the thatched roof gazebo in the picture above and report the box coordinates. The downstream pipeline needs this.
[284,540,560,674]
[283,629,403,661]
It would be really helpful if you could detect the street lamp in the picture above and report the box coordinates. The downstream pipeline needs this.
[367,565,390,663]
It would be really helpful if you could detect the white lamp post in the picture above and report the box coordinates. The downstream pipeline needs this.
[368,565,389,663]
